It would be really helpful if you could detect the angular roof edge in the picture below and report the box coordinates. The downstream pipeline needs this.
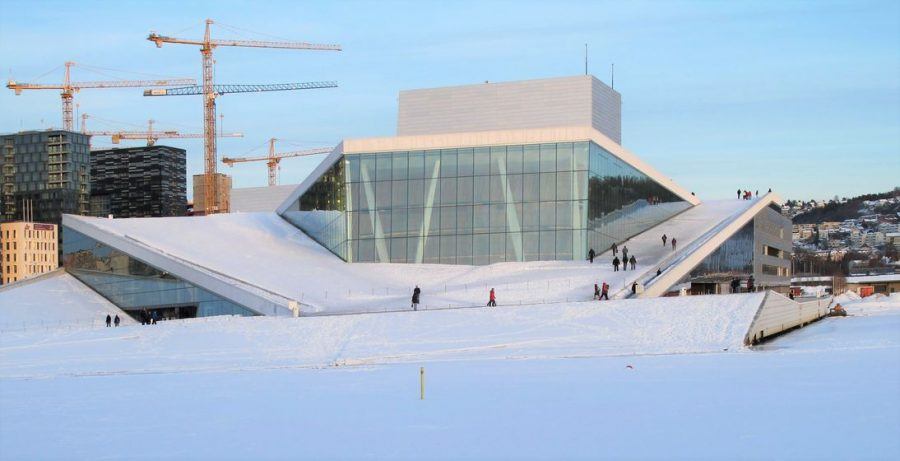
[275,142,344,215]
[342,125,700,206]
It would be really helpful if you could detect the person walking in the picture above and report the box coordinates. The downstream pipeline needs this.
[594,283,601,300]
[487,288,497,307]
[105,314,111,327]
[662,234,668,246]
[113,315,120,327]
[747,276,755,293]
[600,282,609,300]
[629,255,636,270]
[612,256,620,272]
[737,189,741,199]
[730,278,740,294]
[631,281,638,295]
[671,238,677,251]
[411,285,421,311]
[610,242,618,256]
[622,245,629,263]
[588,248,595,264]
[755,190,759,197]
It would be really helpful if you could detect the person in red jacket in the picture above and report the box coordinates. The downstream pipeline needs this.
[600,282,609,300]
[487,288,497,307]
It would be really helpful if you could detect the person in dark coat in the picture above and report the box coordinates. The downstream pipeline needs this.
[731,278,740,293]
[671,238,677,251]
[594,283,600,300]
[737,189,741,199]
[662,234,667,246]
[747,276,755,292]
[113,315,120,327]
[656,268,662,276]
[631,281,638,295]
[610,242,618,255]
[629,255,636,270]
[788,292,794,300]
[411,286,421,310]
[622,245,629,262]
[588,248,595,263]
[487,288,497,307]
[600,282,609,300]
[105,314,111,327]
[612,256,620,272]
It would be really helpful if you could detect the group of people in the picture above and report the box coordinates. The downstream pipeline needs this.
[661,234,677,251]
[738,188,771,200]
[104,314,120,327]
[729,276,756,293]
[411,285,497,309]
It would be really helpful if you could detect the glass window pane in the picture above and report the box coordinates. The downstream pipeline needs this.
[523,145,540,173]
[574,142,589,171]
[474,176,491,204]
[473,205,490,233]
[408,151,425,179]
[473,234,490,265]
[375,181,391,209]
[508,174,524,203]
[376,155,392,181]
[407,237,421,263]
[391,180,407,208]
[557,171,573,201]
[474,147,490,175]
[347,156,360,182]
[427,207,440,235]
[424,151,441,179]
[358,211,374,238]
[489,175,504,203]
[540,202,556,230]
[557,143,573,171]
[358,239,375,262]
[408,208,423,235]
[523,232,540,261]
[350,211,360,239]
[556,231,573,260]
[457,176,474,205]
[540,231,556,260]
[440,177,457,205]
[441,149,457,177]
[391,237,407,263]
[376,210,391,237]
[490,146,506,175]
[424,236,440,264]
[349,183,361,210]
[457,234,473,265]
[556,201,573,229]
[523,174,540,202]
[440,207,456,234]
[540,172,556,201]
[490,204,506,232]
[457,205,473,234]
[522,202,539,231]
[391,208,408,237]
[506,232,522,262]
[507,145,523,175]
[457,148,474,176]
[540,144,556,172]
[359,155,377,182]
[490,233,506,264]
[392,152,408,181]
[440,236,456,264]
[408,179,425,207]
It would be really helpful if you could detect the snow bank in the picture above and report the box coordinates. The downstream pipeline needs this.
[834,291,900,316]
[0,270,133,331]
[0,292,765,379]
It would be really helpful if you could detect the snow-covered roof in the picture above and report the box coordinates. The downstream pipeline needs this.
[846,274,900,284]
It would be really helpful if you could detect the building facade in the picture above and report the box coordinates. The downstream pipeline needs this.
[1,130,91,223]
[1,221,58,285]
[192,173,232,215]
[90,145,186,218]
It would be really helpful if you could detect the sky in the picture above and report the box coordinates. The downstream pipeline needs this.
[0,0,897,201]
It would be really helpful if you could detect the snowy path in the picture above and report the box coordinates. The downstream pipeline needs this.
[63,199,754,315]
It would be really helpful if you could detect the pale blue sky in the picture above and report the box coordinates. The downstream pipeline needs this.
[1,0,897,200]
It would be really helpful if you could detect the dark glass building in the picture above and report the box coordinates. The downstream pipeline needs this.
[90,145,186,218]
[1,130,91,223]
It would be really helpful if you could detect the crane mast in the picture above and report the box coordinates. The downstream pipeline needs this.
[147,18,340,214]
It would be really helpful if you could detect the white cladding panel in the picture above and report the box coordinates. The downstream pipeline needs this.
[397,75,621,144]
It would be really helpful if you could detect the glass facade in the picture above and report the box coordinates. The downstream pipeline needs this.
[63,227,257,318]
[284,141,691,265]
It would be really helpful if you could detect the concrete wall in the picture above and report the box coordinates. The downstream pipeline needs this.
[746,291,831,344]
[753,206,793,290]
[397,75,622,144]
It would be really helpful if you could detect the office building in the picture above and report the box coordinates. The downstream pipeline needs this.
[90,145,186,218]
[1,221,58,284]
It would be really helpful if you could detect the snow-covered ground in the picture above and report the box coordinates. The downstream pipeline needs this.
[1,292,898,460]
[0,270,133,331]
[64,199,754,314]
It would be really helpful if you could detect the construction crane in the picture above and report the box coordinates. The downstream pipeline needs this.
[145,19,340,214]
[81,114,243,147]
[6,62,194,131]
[222,138,332,186]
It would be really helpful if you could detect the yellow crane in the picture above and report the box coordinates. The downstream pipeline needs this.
[145,19,340,214]
[6,62,194,131]
[81,114,243,147]
[222,138,332,186]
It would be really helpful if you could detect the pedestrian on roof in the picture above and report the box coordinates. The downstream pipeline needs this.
[114,315,120,327]
[671,238,677,251]
[588,248,595,264]
[600,282,609,300]
[629,255,636,270]
[594,283,600,300]
[612,256,620,272]
[105,314,111,327]
[632,281,638,295]
[622,245,629,262]
[662,234,667,246]
[657,268,662,276]
[737,189,741,199]
[611,242,618,255]
[487,288,497,307]
[411,285,421,311]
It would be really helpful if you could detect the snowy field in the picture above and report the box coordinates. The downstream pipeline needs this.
[1,294,898,460]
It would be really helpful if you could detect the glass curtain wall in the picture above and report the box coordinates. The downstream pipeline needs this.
[285,141,692,265]
[63,227,257,317]
[587,143,691,253]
